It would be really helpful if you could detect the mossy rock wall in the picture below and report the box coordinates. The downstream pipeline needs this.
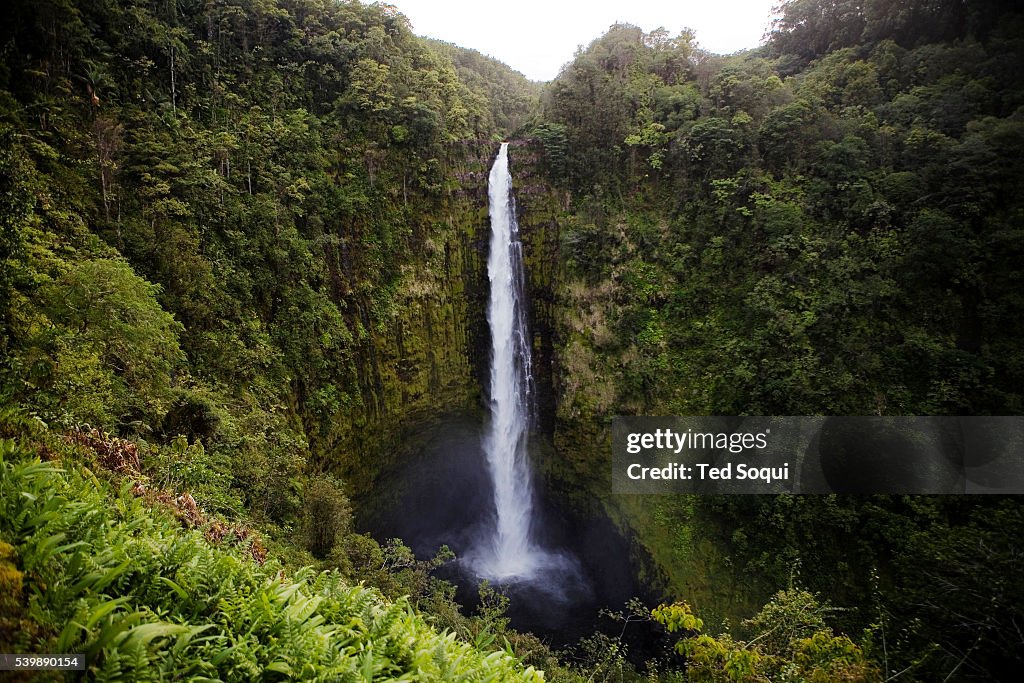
[317,141,498,492]
[325,139,567,494]
[509,139,568,435]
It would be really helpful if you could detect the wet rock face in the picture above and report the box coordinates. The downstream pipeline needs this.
[349,142,663,649]
[507,139,565,435]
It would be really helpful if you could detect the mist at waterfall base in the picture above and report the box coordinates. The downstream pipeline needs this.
[362,417,641,645]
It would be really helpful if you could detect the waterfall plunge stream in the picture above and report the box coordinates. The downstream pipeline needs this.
[472,142,545,580]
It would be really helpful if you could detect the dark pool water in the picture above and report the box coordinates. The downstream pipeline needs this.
[358,415,647,649]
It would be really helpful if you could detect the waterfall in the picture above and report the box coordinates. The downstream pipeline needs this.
[475,142,542,580]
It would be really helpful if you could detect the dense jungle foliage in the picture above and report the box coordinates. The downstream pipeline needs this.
[0,0,553,678]
[538,0,1024,680]
[1,0,1023,680]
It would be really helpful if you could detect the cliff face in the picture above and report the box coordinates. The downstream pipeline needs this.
[319,138,675,599]
[508,140,568,436]
[328,139,571,489]
[506,142,675,600]
[318,141,499,490]
[327,136,592,490]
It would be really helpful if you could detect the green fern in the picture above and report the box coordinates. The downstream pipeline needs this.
[1,441,545,682]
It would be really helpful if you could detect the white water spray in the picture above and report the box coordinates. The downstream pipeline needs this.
[474,142,544,580]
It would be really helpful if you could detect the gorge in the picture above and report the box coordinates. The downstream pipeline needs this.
[2,0,1023,680]
[361,141,639,644]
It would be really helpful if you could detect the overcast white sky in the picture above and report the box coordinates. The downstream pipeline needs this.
[393,0,779,82]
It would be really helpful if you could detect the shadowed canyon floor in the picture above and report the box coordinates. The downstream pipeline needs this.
[359,415,644,647]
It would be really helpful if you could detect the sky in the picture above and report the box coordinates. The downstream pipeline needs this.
[393,0,780,82]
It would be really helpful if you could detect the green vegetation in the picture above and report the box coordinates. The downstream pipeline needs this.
[2,0,1023,680]
[0,437,541,681]
[424,41,542,135]
[0,0,549,677]
[652,593,879,682]
[534,1,1024,679]
[543,12,1024,416]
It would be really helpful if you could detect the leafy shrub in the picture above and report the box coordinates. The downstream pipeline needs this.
[652,594,879,682]
[302,474,352,559]
[160,390,222,444]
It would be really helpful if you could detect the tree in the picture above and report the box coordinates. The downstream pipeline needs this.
[652,593,879,682]
[44,258,185,425]
[302,474,352,559]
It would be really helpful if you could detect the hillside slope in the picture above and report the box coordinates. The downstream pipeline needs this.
[531,3,1024,679]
